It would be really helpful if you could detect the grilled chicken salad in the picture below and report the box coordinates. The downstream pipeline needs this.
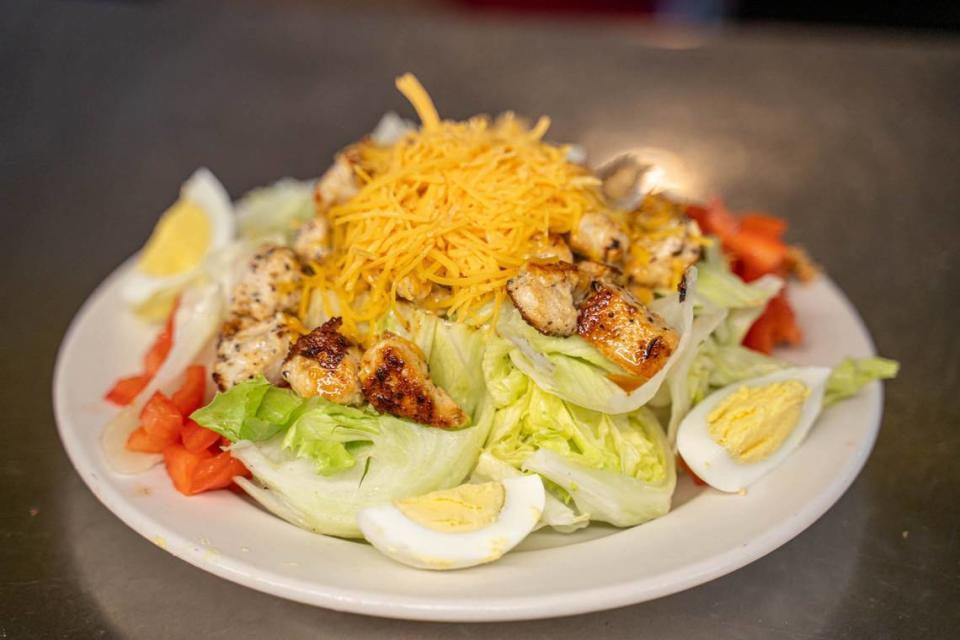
[100,75,897,570]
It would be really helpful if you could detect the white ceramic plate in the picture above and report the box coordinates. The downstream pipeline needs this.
[54,259,882,622]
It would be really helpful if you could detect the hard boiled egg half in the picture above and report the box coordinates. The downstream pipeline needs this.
[357,475,545,570]
[677,367,831,493]
[121,169,234,320]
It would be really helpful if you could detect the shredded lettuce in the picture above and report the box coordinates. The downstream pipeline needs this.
[825,357,899,406]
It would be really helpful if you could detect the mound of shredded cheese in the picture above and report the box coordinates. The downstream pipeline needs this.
[301,74,605,339]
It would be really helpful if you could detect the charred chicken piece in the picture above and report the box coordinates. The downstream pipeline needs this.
[569,211,630,266]
[576,281,679,379]
[280,318,363,405]
[625,218,702,290]
[506,262,579,337]
[228,244,304,321]
[213,314,296,391]
[359,333,466,428]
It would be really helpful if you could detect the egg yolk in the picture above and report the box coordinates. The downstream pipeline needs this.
[395,482,505,533]
[138,199,211,276]
[707,380,810,464]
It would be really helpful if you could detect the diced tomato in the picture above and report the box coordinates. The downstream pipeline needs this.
[739,213,787,241]
[143,310,175,377]
[181,419,221,453]
[192,452,250,491]
[171,365,207,416]
[743,290,803,354]
[163,445,250,496]
[724,230,788,281]
[676,455,706,487]
[139,392,183,446]
[105,300,179,406]
[163,444,211,495]
[686,200,739,238]
[104,374,151,406]
[126,426,171,453]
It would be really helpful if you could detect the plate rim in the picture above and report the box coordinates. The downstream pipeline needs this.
[52,257,882,622]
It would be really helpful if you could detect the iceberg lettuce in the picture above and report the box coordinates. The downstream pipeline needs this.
[235,178,316,243]
[482,338,675,527]
[470,452,589,533]
[233,403,492,538]
[825,357,899,406]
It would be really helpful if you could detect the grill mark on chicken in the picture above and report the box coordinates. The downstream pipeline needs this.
[359,333,466,428]
[280,317,362,404]
[576,281,679,379]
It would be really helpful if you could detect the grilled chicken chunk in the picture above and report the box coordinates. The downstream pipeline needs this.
[229,245,304,321]
[315,153,359,214]
[569,211,630,266]
[293,217,331,264]
[506,262,579,337]
[213,314,296,391]
[625,218,702,290]
[280,318,363,404]
[359,333,466,428]
[576,281,679,379]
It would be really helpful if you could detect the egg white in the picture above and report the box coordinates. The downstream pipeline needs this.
[357,475,545,571]
[122,168,235,306]
[677,367,831,493]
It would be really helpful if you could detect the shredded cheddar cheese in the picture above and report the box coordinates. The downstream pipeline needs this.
[300,74,605,338]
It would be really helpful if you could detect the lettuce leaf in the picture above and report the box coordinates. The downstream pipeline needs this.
[470,452,589,533]
[825,357,899,406]
[232,402,493,538]
[664,309,727,445]
[191,377,298,443]
[235,178,316,242]
[523,445,675,528]
[694,244,783,346]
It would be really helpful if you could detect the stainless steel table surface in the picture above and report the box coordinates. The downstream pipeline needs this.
[2,1,958,638]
